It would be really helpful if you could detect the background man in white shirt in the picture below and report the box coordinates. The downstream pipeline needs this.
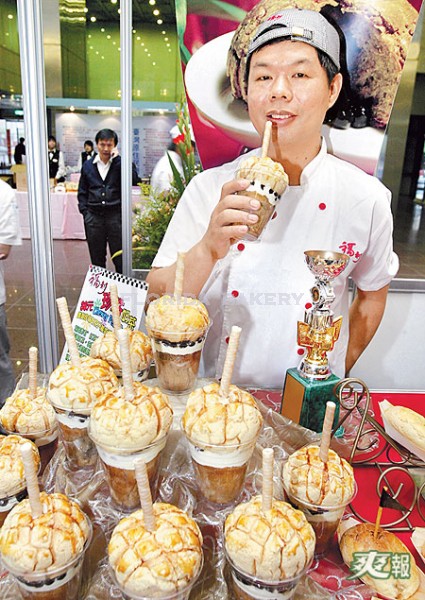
[0,180,22,405]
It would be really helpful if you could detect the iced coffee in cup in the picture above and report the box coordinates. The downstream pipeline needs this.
[90,284,153,381]
[108,502,203,599]
[89,382,173,511]
[237,121,288,241]
[0,388,58,474]
[0,435,40,527]
[182,381,262,503]
[283,402,356,555]
[0,491,92,600]
[283,445,356,555]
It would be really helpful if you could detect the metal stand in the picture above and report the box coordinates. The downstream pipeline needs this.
[332,378,425,532]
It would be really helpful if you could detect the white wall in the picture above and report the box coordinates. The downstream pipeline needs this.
[351,283,425,390]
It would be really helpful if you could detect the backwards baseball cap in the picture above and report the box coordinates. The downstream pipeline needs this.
[247,9,340,71]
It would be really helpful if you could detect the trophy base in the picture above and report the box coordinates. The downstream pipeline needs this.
[281,368,340,432]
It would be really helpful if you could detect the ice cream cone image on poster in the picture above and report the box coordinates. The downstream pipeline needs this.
[0,347,58,474]
[146,252,210,395]
[236,121,288,241]
[88,329,173,511]
[283,402,357,555]
[0,443,92,600]
[108,460,203,599]
[47,297,118,468]
[182,326,263,504]
[225,448,316,599]
[90,284,152,381]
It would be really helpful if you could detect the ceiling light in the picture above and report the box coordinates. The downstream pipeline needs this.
[153,9,160,16]
[152,62,156,66]
[157,19,163,24]
[133,29,136,33]
[147,53,151,57]
[69,105,75,112]
[84,7,88,12]
[88,34,92,38]
[101,27,105,32]
[7,14,13,19]
[166,43,170,47]
[164,37,168,41]
[141,42,144,46]
[111,0,117,3]
[90,16,96,22]
[118,8,121,14]
[161,30,166,35]
[149,0,156,4]
[107,34,111,39]
[136,36,140,40]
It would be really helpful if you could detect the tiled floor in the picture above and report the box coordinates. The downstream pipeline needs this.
[3,196,425,382]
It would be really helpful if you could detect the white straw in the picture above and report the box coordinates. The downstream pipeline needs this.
[220,326,242,397]
[319,402,336,462]
[28,346,38,398]
[262,448,274,512]
[261,121,272,159]
[110,283,121,335]
[174,252,186,300]
[20,443,43,518]
[134,458,155,532]
[56,297,81,366]
[117,329,135,400]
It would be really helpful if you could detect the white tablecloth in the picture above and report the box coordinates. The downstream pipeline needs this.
[16,191,85,240]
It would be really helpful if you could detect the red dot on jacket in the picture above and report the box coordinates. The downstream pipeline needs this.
[225,337,230,344]
[231,290,239,298]
[305,302,312,309]
[319,202,326,210]
[297,348,305,355]
[237,243,245,251]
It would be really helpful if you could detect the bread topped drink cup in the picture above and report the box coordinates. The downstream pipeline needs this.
[182,326,263,504]
[146,253,210,395]
[0,435,40,527]
[108,461,204,600]
[90,284,153,381]
[236,121,288,241]
[0,347,58,474]
[225,449,316,600]
[47,298,118,468]
[0,444,92,600]
[89,330,173,511]
[283,403,356,555]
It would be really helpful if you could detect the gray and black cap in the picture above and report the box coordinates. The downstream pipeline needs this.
[247,8,340,71]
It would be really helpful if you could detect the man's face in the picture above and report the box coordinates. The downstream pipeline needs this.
[96,138,115,162]
[247,40,342,160]
[84,144,92,153]
[48,139,56,151]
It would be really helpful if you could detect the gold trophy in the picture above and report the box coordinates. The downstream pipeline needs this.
[281,250,350,432]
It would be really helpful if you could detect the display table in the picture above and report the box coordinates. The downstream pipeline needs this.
[16,190,85,240]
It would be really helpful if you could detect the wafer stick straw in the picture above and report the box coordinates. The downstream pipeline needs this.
[28,346,38,399]
[117,329,135,400]
[134,458,155,532]
[319,401,336,463]
[262,448,274,512]
[20,443,42,518]
[174,252,186,301]
[220,326,242,397]
[56,297,81,366]
[261,121,272,159]
[110,284,121,335]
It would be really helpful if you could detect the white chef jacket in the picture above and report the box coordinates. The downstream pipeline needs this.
[0,180,22,305]
[152,140,398,389]
[150,151,183,195]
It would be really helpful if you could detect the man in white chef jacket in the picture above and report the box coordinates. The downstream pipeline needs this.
[146,9,398,389]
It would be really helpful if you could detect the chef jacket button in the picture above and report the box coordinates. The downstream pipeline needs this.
[225,336,230,344]
[231,290,239,298]
[319,202,326,210]
[237,243,245,252]
[297,348,305,355]
[102,201,106,205]
[305,303,312,310]
[101,192,106,197]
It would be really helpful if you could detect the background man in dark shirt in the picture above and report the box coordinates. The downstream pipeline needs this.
[77,128,139,273]
[13,138,25,165]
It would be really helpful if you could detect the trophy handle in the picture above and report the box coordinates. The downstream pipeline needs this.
[297,321,311,347]
[332,316,343,342]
